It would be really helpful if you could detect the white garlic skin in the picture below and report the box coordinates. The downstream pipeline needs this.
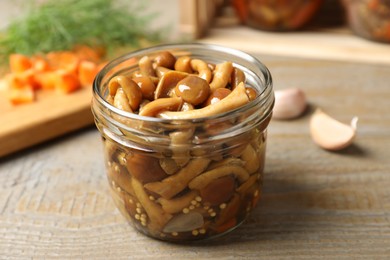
[273,88,307,120]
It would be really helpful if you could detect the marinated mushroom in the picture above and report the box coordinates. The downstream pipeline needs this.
[154,70,188,99]
[175,75,210,106]
[231,67,246,89]
[155,66,171,78]
[190,59,212,83]
[113,88,132,112]
[101,50,268,241]
[204,88,231,106]
[109,75,142,111]
[144,158,211,199]
[174,56,193,73]
[154,51,177,69]
[139,55,156,77]
[139,97,182,117]
[188,164,250,190]
[158,191,198,214]
[132,76,156,101]
[209,61,233,91]
[159,82,249,120]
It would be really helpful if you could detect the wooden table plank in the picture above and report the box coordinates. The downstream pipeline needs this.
[0,86,94,158]
[0,55,389,259]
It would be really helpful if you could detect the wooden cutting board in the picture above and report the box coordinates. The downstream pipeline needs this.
[0,85,94,158]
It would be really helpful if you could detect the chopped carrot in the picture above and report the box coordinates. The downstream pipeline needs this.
[8,85,35,105]
[54,70,81,93]
[73,44,105,63]
[6,70,40,90]
[34,71,57,90]
[4,45,106,105]
[9,54,32,73]
[78,60,99,86]
[31,55,51,72]
[46,51,80,74]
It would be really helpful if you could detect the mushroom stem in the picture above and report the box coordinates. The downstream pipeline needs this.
[158,82,250,120]
[144,158,211,199]
[209,61,233,91]
[139,97,182,117]
[188,164,250,190]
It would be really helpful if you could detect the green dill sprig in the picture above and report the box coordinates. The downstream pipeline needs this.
[0,0,162,60]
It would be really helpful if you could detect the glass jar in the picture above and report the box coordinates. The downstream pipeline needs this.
[342,0,390,43]
[232,0,323,31]
[91,43,274,242]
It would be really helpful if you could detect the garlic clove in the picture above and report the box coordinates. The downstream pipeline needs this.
[162,212,204,233]
[310,109,358,151]
[273,88,307,120]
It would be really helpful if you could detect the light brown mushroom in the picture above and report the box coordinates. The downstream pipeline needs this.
[131,177,172,230]
[109,75,142,111]
[113,88,132,112]
[231,67,246,89]
[154,51,176,69]
[174,56,192,73]
[154,71,188,99]
[180,102,195,111]
[169,128,194,167]
[207,157,246,170]
[203,88,231,106]
[240,144,260,174]
[236,174,258,195]
[144,158,211,199]
[158,190,198,214]
[155,66,171,78]
[245,87,257,101]
[158,82,250,120]
[159,157,181,175]
[209,61,233,91]
[139,97,182,117]
[132,76,156,101]
[139,55,156,77]
[188,164,250,190]
[190,59,212,83]
[174,75,210,106]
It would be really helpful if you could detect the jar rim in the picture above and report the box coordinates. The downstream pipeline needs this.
[92,43,273,123]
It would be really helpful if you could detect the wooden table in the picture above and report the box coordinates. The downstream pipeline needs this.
[1,52,389,259]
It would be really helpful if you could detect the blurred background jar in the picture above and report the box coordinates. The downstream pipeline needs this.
[232,0,324,31]
[342,0,390,43]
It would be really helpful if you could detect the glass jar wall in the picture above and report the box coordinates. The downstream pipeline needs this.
[91,44,274,242]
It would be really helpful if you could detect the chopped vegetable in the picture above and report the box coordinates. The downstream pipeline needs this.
[55,70,81,94]
[8,86,35,105]
[1,46,106,105]
[9,54,32,73]
[78,60,99,87]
